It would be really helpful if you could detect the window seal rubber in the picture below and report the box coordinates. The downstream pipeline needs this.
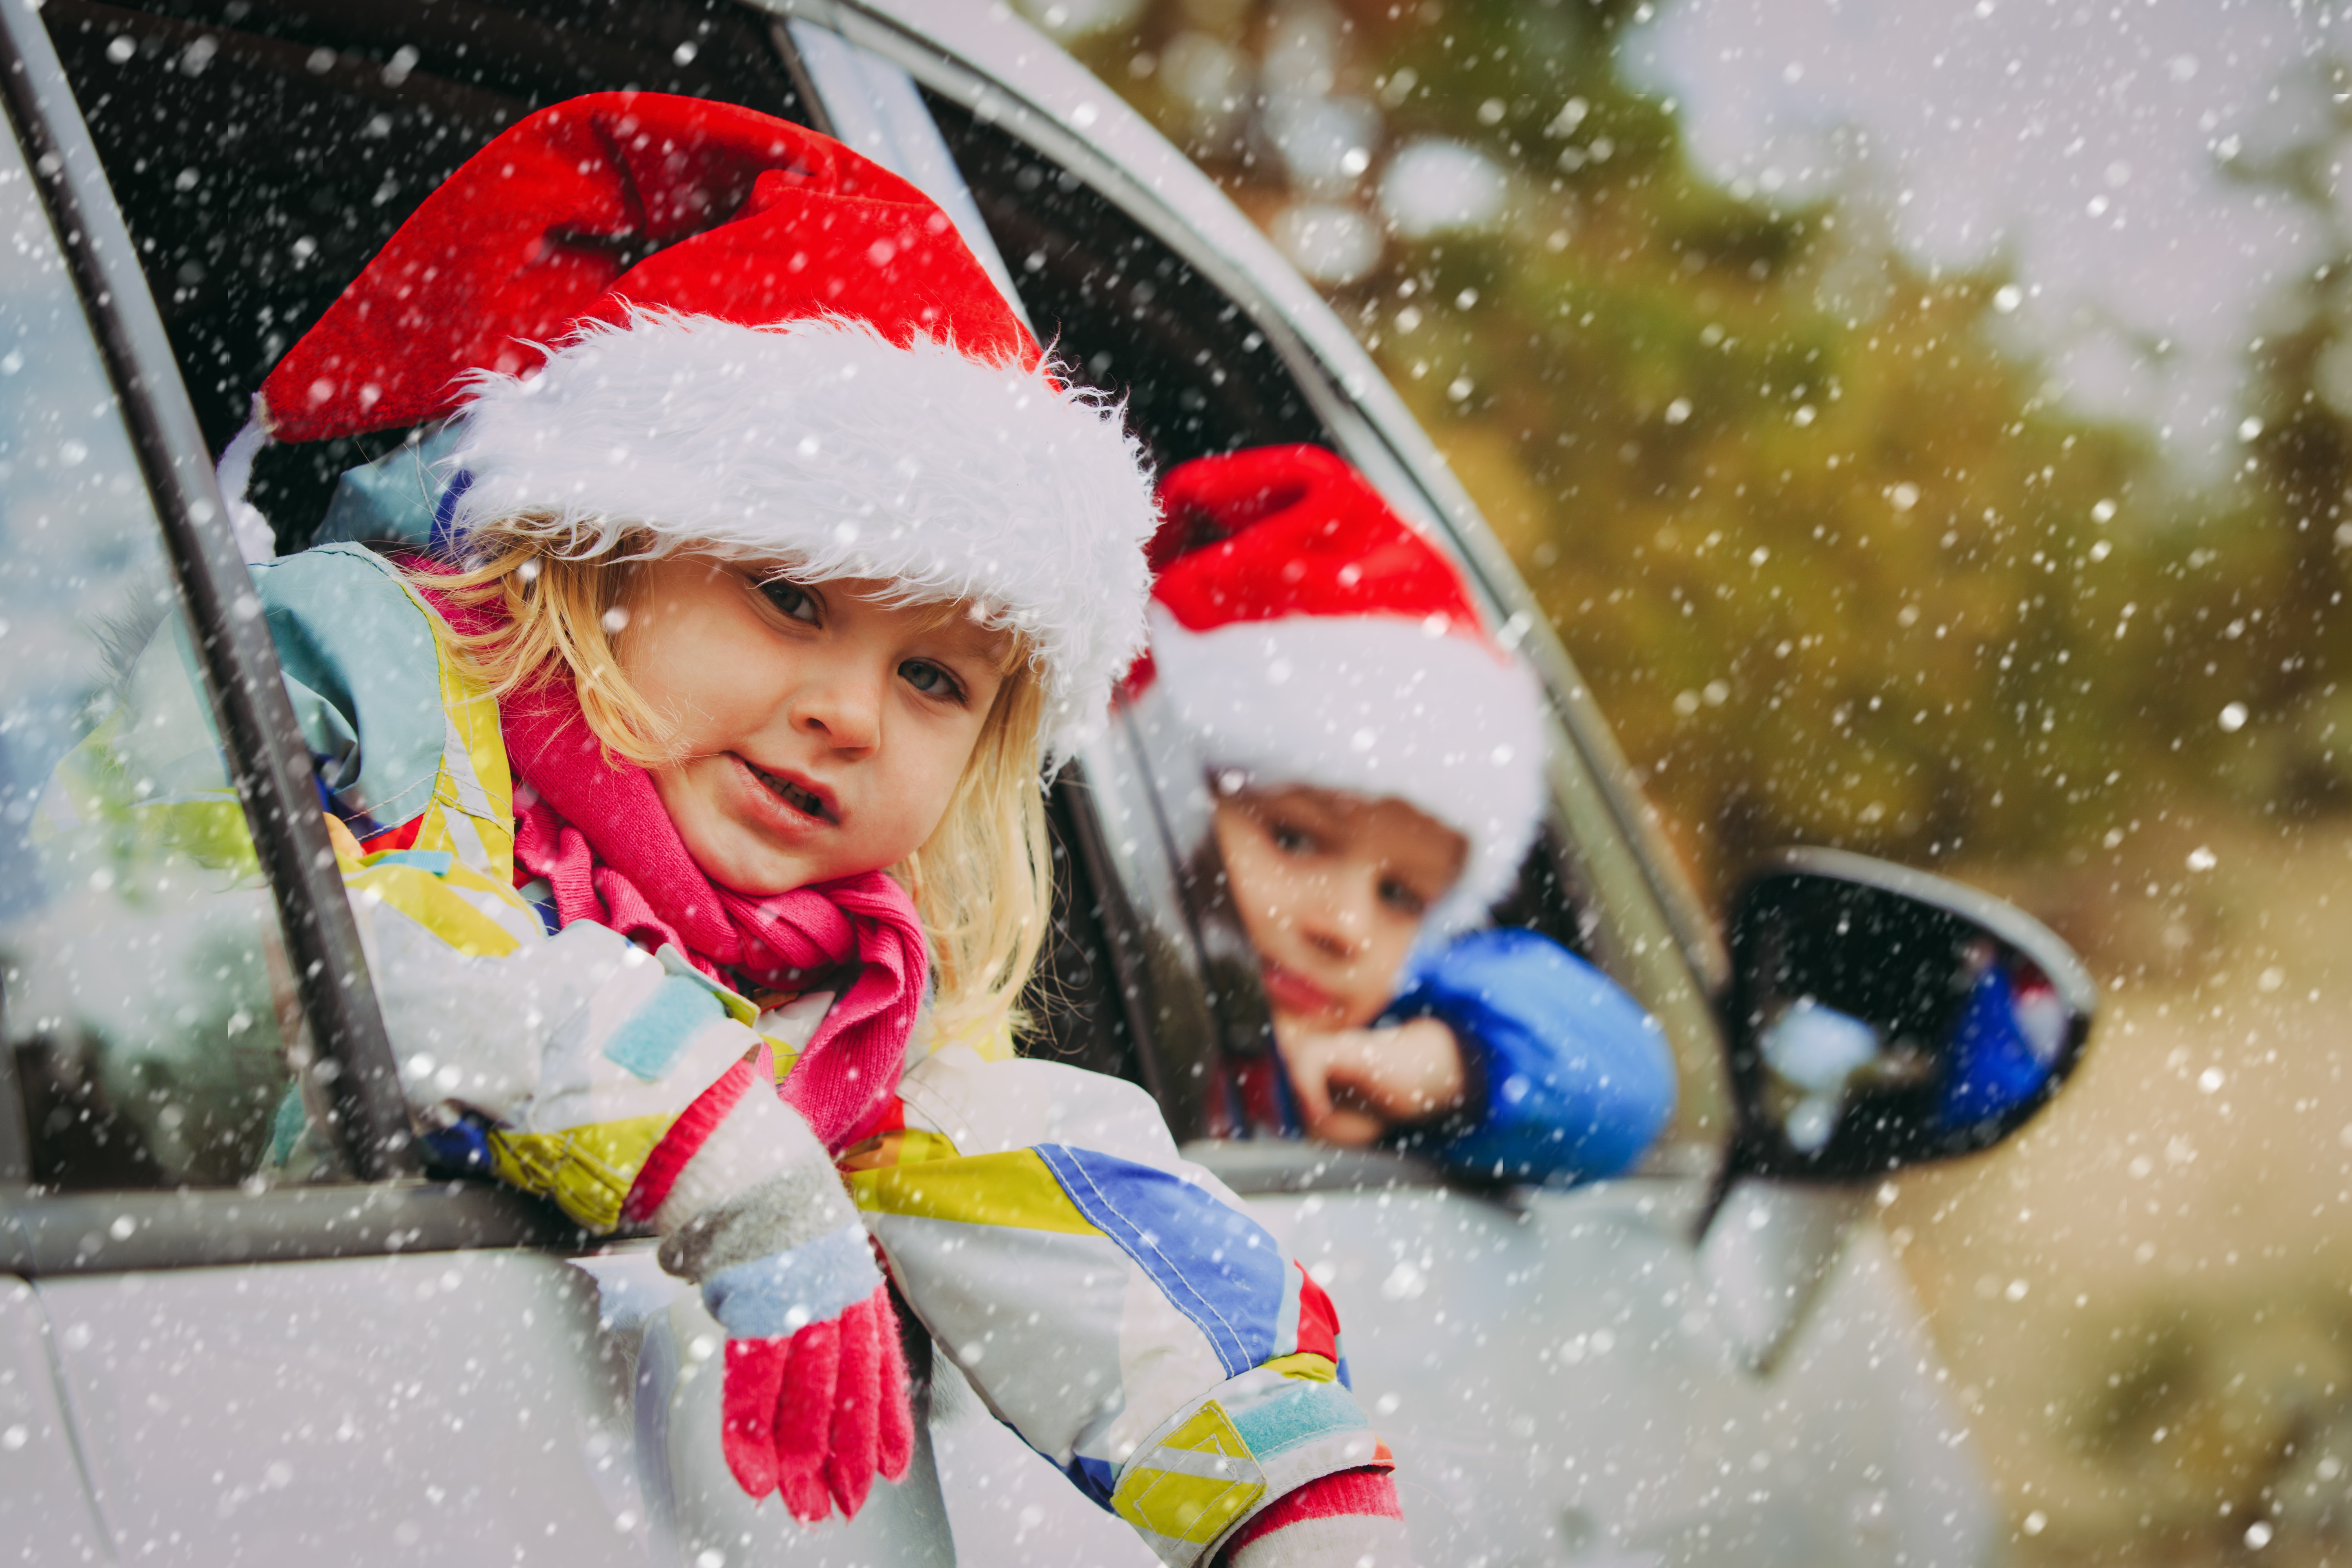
[0,1183,589,1276]
[0,0,417,1183]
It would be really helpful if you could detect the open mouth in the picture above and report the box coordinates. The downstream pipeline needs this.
[745,758,835,823]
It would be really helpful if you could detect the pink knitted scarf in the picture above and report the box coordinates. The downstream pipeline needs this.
[420,576,926,1152]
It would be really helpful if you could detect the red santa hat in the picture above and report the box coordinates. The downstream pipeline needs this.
[235,92,1156,759]
[1133,445,1547,934]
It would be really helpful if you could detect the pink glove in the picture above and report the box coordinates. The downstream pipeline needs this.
[630,1049,915,1520]
[720,1284,915,1518]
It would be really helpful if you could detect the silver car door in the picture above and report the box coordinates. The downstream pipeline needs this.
[0,1280,110,1562]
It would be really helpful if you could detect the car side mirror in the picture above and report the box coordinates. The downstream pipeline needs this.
[1722,847,2097,1179]
[1698,848,2098,1373]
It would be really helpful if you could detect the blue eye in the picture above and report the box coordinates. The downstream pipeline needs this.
[1271,822,1314,855]
[761,580,821,624]
[900,659,964,702]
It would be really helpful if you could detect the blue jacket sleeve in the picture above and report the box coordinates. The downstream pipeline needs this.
[1383,928,1677,1183]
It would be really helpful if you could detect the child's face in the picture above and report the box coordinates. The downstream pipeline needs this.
[619,556,1012,895]
[1212,785,1468,1032]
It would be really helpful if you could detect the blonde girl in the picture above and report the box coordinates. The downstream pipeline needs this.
[226,95,1411,1568]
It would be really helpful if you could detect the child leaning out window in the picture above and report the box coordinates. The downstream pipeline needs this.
[1129,445,1679,1184]
[178,96,1413,1568]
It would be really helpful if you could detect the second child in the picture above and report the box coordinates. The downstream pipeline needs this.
[1131,445,1678,1183]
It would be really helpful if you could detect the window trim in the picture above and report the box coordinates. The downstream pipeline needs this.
[0,1183,583,1276]
[0,0,416,1182]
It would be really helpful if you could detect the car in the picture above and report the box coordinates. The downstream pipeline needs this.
[0,1,2094,1564]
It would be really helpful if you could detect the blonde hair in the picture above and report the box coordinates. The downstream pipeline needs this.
[416,528,1052,1045]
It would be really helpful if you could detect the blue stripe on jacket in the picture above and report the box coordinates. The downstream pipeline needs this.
[1033,1143,1289,1378]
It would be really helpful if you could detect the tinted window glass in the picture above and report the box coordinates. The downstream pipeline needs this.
[0,122,298,1189]
[45,0,808,546]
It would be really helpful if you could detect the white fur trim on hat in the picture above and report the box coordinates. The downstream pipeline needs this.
[445,310,1158,761]
[1143,604,1548,934]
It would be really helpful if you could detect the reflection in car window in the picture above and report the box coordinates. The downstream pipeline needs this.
[43,0,810,549]
[0,127,296,1189]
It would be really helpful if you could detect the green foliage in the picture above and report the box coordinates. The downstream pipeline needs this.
[1091,0,2352,896]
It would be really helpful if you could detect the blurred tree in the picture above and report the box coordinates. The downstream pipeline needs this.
[2210,47,2352,820]
[1061,0,2349,908]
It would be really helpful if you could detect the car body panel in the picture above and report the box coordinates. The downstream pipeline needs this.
[1256,1178,1994,1568]
[33,1253,646,1564]
[0,1278,114,1563]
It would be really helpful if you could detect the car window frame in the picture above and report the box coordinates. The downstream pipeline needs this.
[0,0,1727,1267]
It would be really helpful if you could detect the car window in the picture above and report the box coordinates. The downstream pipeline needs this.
[42,0,811,550]
[0,117,301,1189]
[927,92,1619,1147]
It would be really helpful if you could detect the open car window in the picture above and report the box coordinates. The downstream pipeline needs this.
[0,111,304,1189]
[923,88,1633,1155]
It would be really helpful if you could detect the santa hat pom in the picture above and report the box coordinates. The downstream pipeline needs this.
[243,92,1158,759]
[1138,445,1548,935]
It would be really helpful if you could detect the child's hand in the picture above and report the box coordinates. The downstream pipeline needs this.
[634,1046,914,1521]
[1273,1016,1468,1147]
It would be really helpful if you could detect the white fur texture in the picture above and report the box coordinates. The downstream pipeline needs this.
[1141,605,1548,934]
[445,312,1159,759]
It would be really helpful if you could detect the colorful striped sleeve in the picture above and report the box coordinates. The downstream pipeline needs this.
[853,1049,1391,1568]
